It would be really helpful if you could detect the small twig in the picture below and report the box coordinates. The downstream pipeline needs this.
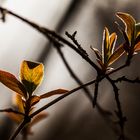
[0,108,25,116]
[65,31,89,57]
[106,76,126,139]
[113,76,140,83]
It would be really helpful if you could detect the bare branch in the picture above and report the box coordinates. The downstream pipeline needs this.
[113,76,140,83]
[106,76,126,140]
[65,31,89,57]
[0,108,25,116]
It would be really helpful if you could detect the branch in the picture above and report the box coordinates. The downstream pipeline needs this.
[106,76,126,140]
[0,108,25,116]
[113,76,140,83]
[9,119,29,140]
[65,31,89,57]
[0,6,100,72]
[92,78,99,107]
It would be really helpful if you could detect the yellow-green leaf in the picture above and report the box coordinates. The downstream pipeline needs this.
[108,44,125,66]
[0,70,27,98]
[116,12,136,44]
[20,60,44,95]
[40,89,68,99]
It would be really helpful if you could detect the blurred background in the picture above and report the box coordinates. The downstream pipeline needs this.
[0,0,140,140]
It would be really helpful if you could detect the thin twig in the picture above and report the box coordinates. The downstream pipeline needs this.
[65,31,89,57]
[0,108,25,116]
[113,76,140,83]
[106,76,126,140]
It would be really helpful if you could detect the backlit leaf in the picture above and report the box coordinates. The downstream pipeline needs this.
[102,27,110,64]
[40,89,68,99]
[7,94,25,123]
[116,12,136,44]
[109,33,117,53]
[135,23,140,38]
[20,60,44,95]
[134,42,140,52]
[90,47,102,60]
[96,58,106,70]
[108,44,125,66]
[12,93,25,113]
[29,95,40,106]
[0,70,27,98]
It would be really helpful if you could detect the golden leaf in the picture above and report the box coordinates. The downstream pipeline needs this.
[40,89,68,99]
[134,42,140,52]
[116,12,136,44]
[109,32,117,54]
[29,95,40,106]
[7,94,25,123]
[0,70,27,98]
[108,44,125,66]
[20,60,44,95]
[102,27,110,64]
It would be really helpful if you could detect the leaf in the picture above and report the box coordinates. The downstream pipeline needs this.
[116,12,136,44]
[135,23,140,38]
[0,70,27,98]
[90,47,102,60]
[109,32,117,54]
[134,42,140,52]
[96,58,106,70]
[7,93,25,124]
[12,93,25,113]
[29,95,40,106]
[108,43,125,66]
[20,60,44,95]
[7,112,23,124]
[40,89,68,99]
[102,27,110,64]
